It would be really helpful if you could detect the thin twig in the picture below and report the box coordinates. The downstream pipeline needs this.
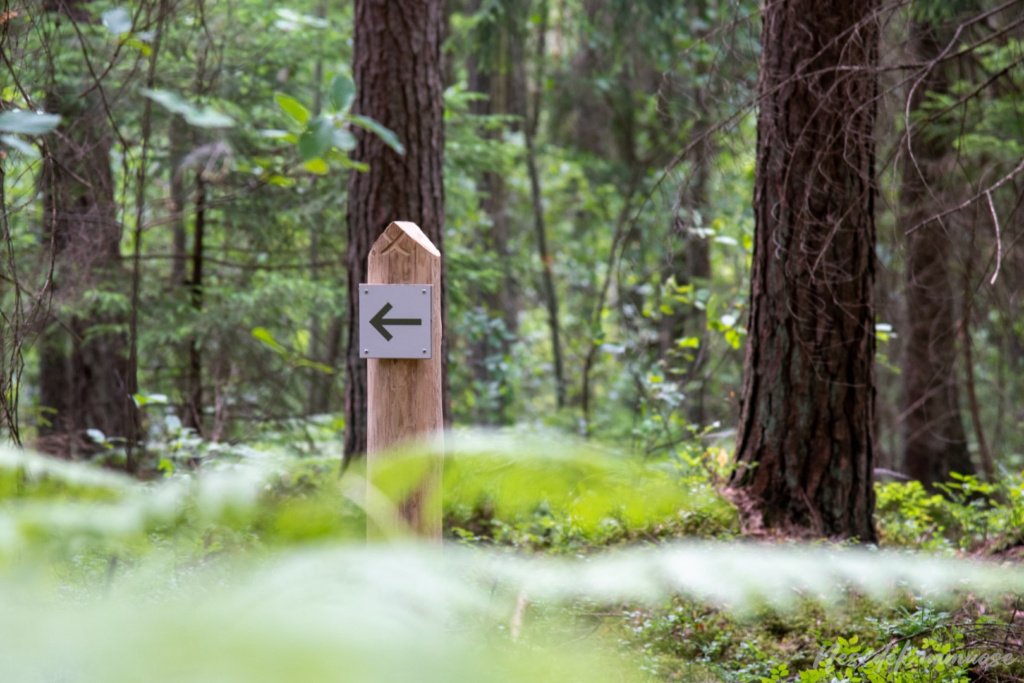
[908,156,1024,233]
[986,191,1002,285]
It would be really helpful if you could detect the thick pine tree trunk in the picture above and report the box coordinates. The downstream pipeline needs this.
[899,20,974,486]
[730,0,879,541]
[345,0,448,458]
[39,82,138,452]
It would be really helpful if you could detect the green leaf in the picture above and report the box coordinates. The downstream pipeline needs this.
[275,93,310,126]
[339,157,369,172]
[140,88,192,116]
[724,328,742,350]
[304,158,329,175]
[183,107,234,129]
[294,358,335,374]
[332,128,357,152]
[140,89,233,128]
[251,326,333,373]
[329,74,355,111]
[101,7,132,35]
[259,129,291,139]
[298,117,334,161]
[0,110,61,135]
[265,174,295,188]
[1,134,38,156]
[122,37,152,56]
[132,393,168,407]
[350,114,404,155]
[274,8,328,29]
[252,327,282,351]
[261,130,298,144]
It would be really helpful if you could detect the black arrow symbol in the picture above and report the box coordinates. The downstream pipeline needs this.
[370,302,422,341]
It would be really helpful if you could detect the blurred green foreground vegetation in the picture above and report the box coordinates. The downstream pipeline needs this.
[2,429,1024,682]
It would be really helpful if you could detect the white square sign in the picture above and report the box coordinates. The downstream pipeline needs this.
[359,284,433,359]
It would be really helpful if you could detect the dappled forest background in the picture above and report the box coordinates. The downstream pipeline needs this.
[1,0,1022,483]
[4,2,1024,681]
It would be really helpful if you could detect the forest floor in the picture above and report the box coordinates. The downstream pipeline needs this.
[1,424,1023,682]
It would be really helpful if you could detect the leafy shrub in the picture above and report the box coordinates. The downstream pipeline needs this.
[876,472,1024,552]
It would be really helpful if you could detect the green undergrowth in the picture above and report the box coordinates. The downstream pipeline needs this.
[876,472,1024,553]
[620,591,1024,682]
[1,430,1023,682]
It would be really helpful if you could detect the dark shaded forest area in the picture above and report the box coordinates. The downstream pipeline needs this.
[1,0,1024,681]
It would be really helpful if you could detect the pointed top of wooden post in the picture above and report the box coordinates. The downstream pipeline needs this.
[373,221,440,258]
[368,221,440,287]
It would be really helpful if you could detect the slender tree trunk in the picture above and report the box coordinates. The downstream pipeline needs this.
[0,158,26,444]
[345,0,448,458]
[730,0,879,541]
[168,116,190,287]
[306,217,329,414]
[899,20,974,486]
[37,323,70,437]
[311,316,344,412]
[125,0,168,471]
[661,122,712,427]
[305,0,337,417]
[184,177,206,433]
[525,120,565,410]
[522,1,567,410]
[960,223,996,482]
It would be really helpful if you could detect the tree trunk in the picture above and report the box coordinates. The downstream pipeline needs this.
[309,316,344,414]
[345,0,448,458]
[183,177,206,433]
[522,1,567,410]
[465,3,521,425]
[305,3,338,417]
[960,220,996,482]
[730,0,878,541]
[38,0,138,454]
[899,20,974,486]
[168,116,190,287]
[661,122,712,428]
[39,81,138,452]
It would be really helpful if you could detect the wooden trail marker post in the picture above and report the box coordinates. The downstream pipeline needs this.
[360,221,443,538]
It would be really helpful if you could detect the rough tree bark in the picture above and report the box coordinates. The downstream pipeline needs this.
[39,82,138,451]
[730,0,879,541]
[345,0,448,458]
[899,19,974,486]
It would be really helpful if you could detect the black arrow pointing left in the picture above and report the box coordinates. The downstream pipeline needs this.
[370,302,422,341]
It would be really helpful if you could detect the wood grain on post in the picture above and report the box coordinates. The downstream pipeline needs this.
[366,221,443,538]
